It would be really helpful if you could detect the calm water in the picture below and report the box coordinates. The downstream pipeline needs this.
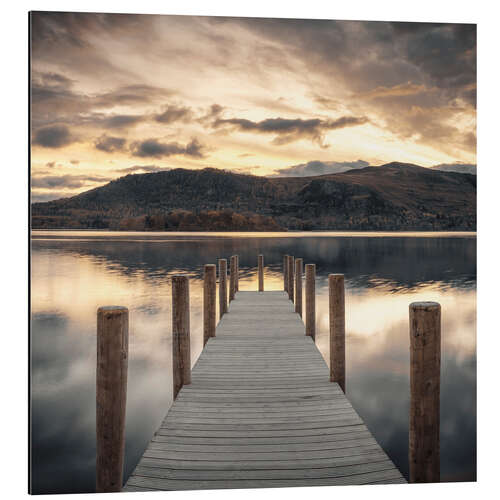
[30,231,476,493]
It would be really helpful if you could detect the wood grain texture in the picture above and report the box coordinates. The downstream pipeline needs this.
[203,265,216,346]
[218,259,228,319]
[96,306,128,493]
[283,255,288,293]
[295,258,303,317]
[229,256,237,302]
[409,301,440,483]
[329,274,345,393]
[258,254,264,292]
[287,255,294,301]
[235,255,239,292]
[305,264,316,340]
[172,276,191,400]
[125,291,405,491]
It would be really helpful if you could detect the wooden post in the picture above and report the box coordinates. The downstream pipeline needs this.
[218,259,228,319]
[305,264,316,340]
[287,255,294,301]
[172,276,191,400]
[295,258,303,317]
[229,255,237,302]
[329,274,345,393]
[258,254,264,292]
[203,264,216,346]
[235,255,239,292]
[96,306,129,493]
[409,301,441,483]
[283,255,289,293]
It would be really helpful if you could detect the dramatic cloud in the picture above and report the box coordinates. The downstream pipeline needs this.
[32,125,75,148]
[130,138,206,159]
[115,165,168,174]
[95,135,127,153]
[155,105,192,124]
[213,115,369,146]
[272,160,371,177]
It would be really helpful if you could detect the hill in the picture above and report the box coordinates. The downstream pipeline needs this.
[31,162,476,231]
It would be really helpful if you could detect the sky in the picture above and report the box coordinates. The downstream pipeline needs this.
[30,12,476,202]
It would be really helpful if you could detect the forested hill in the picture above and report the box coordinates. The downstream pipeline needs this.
[31,162,476,231]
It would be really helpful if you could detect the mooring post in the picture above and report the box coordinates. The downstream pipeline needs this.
[287,255,294,301]
[409,301,441,483]
[235,255,239,292]
[203,264,216,346]
[218,258,228,319]
[283,254,289,293]
[96,306,129,493]
[172,275,191,400]
[329,274,345,392]
[258,254,264,292]
[305,264,316,340]
[295,258,303,317]
[229,255,237,302]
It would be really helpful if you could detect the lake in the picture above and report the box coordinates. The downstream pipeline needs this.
[30,231,476,493]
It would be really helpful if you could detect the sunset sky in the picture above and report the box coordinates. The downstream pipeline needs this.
[30,12,476,202]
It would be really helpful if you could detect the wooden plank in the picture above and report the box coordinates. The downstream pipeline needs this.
[125,291,405,491]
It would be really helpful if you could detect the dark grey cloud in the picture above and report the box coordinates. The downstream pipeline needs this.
[212,115,368,146]
[94,134,127,153]
[115,165,169,174]
[431,163,476,175]
[272,160,371,177]
[130,137,206,159]
[155,105,192,124]
[100,114,144,129]
[31,174,110,189]
[32,125,75,148]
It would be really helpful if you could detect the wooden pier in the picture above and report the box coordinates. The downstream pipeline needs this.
[96,253,441,492]
[123,291,405,491]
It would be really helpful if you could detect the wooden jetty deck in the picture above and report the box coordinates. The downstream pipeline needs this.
[123,290,406,491]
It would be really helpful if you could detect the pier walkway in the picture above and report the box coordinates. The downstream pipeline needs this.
[124,291,405,491]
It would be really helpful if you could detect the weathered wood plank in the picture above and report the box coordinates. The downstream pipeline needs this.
[125,290,405,491]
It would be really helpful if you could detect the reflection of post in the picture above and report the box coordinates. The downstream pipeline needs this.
[295,258,303,317]
[258,254,264,292]
[329,274,345,393]
[409,301,441,483]
[287,255,294,302]
[172,276,191,400]
[229,256,237,302]
[218,259,227,319]
[203,264,216,346]
[305,264,315,340]
[283,255,289,293]
[96,306,128,493]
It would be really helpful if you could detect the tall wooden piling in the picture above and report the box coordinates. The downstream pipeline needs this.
[172,276,191,400]
[287,255,294,301]
[295,258,303,317]
[305,264,316,340]
[235,255,239,292]
[218,259,228,319]
[203,264,216,346]
[229,256,237,302]
[96,306,129,493]
[283,255,289,293]
[258,254,264,292]
[329,274,345,393]
[409,301,441,483]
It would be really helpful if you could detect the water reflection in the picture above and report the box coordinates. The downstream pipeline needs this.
[30,232,476,493]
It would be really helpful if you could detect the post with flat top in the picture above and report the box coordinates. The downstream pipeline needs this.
[235,255,239,291]
[258,254,264,292]
[305,264,316,340]
[230,255,237,302]
[96,306,129,493]
[409,301,441,483]
[218,259,228,319]
[287,255,294,302]
[283,255,289,293]
[329,274,345,393]
[203,264,216,346]
[295,258,303,317]
[172,276,191,400]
